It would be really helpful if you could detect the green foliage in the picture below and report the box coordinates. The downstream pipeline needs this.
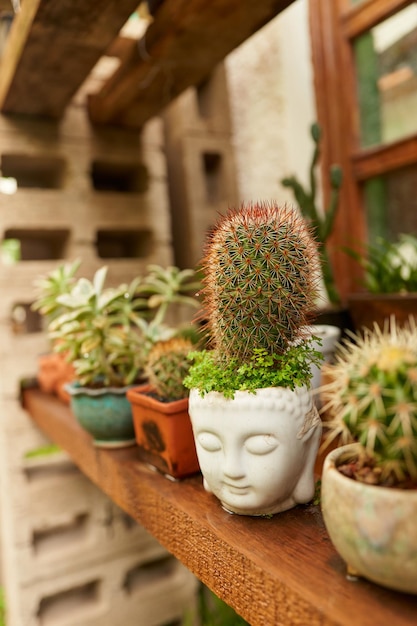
[24,443,61,459]
[281,122,343,305]
[146,337,195,401]
[321,319,417,484]
[346,234,417,294]
[184,343,323,399]
[36,262,202,389]
[182,586,248,626]
[202,202,320,363]
[48,267,149,388]
[31,258,81,322]
[0,587,5,626]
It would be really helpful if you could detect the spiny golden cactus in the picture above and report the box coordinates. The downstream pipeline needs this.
[321,318,417,484]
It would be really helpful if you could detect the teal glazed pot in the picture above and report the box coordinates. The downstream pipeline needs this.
[65,382,136,448]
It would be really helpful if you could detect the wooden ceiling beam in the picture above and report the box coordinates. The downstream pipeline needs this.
[88,0,295,129]
[0,0,141,118]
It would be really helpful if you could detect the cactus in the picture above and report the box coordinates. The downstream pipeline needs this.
[202,201,320,362]
[281,122,343,306]
[146,337,194,401]
[321,318,417,484]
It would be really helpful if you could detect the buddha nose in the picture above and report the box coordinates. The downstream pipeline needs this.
[223,447,246,480]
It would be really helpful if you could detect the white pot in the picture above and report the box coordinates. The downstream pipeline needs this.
[189,386,322,516]
[321,444,417,594]
[309,324,341,389]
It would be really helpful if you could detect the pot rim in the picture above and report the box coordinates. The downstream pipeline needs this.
[323,443,417,498]
[64,381,133,396]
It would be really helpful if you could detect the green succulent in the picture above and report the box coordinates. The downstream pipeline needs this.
[146,337,195,401]
[186,201,322,396]
[31,259,81,322]
[48,266,149,388]
[281,122,343,306]
[321,318,417,484]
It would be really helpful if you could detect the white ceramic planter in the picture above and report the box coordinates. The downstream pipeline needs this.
[308,324,341,390]
[321,444,417,594]
[189,386,322,516]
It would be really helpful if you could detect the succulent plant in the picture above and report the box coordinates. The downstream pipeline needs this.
[281,122,343,306]
[184,202,323,397]
[146,337,194,401]
[321,318,417,484]
[31,259,81,323]
[203,201,320,361]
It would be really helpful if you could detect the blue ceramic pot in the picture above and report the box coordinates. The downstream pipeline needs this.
[65,382,136,448]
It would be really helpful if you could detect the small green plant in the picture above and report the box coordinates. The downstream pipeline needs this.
[146,337,195,400]
[346,234,417,294]
[31,259,81,322]
[185,201,322,397]
[320,318,417,485]
[35,262,201,389]
[24,443,61,459]
[185,345,322,399]
[48,266,149,387]
[281,122,343,306]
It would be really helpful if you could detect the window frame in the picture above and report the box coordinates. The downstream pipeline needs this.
[309,0,417,298]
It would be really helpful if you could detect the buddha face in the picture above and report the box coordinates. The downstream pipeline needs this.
[189,387,321,516]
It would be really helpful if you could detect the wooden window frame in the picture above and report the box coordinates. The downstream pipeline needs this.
[309,0,417,298]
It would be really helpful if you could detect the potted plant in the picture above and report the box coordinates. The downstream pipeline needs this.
[319,318,417,594]
[346,234,417,331]
[47,265,149,447]
[46,263,201,448]
[184,201,324,516]
[31,259,81,403]
[127,335,201,479]
[281,122,343,310]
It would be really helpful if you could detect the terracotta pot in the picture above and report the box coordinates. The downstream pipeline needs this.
[127,385,200,479]
[189,386,322,516]
[347,292,417,332]
[65,382,136,449]
[37,352,75,404]
[321,444,417,594]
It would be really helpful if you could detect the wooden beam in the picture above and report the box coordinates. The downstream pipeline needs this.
[88,0,295,129]
[0,0,140,118]
[352,133,417,180]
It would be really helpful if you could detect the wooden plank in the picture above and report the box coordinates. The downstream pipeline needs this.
[0,0,140,117]
[88,0,295,129]
[23,388,417,626]
[352,133,417,180]
[341,0,412,40]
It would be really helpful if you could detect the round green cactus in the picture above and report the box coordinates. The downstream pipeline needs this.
[201,201,320,362]
[146,337,194,401]
[321,319,417,484]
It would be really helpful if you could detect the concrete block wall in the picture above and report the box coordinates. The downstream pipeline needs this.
[0,104,199,625]
[163,62,239,269]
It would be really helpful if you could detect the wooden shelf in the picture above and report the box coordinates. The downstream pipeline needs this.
[23,388,417,626]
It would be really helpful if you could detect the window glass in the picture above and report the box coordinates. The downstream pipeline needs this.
[362,163,417,242]
[354,5,417,147]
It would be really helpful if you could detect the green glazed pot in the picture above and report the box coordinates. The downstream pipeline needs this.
[65,382,136,448]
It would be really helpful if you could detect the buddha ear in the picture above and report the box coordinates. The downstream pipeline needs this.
[292,423,322,504]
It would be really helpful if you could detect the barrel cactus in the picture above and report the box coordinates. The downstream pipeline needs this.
[146,337,194,401]
[203,201,320,361]
[184,202,323,397]
[321,318,417,484]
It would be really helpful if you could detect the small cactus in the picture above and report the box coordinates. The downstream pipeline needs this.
[321,318,417,484]
[202,201,320,362]
[146,337,194,401]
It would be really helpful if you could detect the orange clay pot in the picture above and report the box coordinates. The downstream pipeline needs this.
[37,352,75,404]
[127,385,200,479]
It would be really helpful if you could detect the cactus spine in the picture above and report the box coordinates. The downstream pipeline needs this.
[146,337,194,401]
[321,319,417,484]
[202,202,320,362]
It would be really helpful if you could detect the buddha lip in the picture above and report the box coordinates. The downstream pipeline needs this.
[223,482,250,491]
